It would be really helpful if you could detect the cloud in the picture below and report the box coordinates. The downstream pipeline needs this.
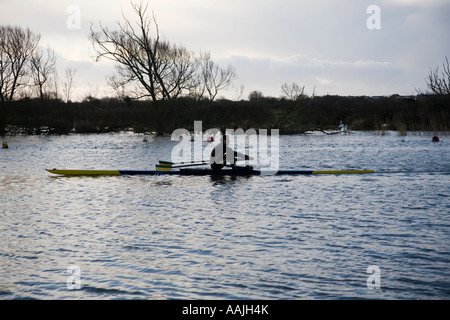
[219,54,406,98]
[385,0,450,6]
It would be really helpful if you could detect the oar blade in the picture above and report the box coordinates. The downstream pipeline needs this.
[155,164,173,172]
[159,161,174,166]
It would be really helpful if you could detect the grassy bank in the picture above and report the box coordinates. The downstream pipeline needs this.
[1,94,449,135]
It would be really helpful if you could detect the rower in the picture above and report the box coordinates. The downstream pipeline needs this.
[210,134,253,170]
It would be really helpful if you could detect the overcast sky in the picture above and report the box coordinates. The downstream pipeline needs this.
[1,0,449,100]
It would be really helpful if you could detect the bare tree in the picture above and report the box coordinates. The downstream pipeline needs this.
[281,82,307,101]
[275,83,316,132]
[48,69,60,100]
[0,25,40,103]
[234,84,245,101]
[197,52,236,101]
[63,67,76,102]
[0,25,40,134]
[107,73,129,100]
[424,56,450,95]
[31,46,56,100]
[89,1,197,102]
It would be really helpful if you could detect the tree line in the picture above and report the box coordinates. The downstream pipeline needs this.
[3,93,448,135]
[1,1,449,136]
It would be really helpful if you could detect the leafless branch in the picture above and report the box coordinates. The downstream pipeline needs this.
[63,67,76,102]
[197,52,237,101]
[423,56,450,95]
[0,25,40,102]
[31,46,56,100]
[89,1,199,102]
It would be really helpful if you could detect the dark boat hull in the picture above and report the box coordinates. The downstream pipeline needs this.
[46,168,374,176]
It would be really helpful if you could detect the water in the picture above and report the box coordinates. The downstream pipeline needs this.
[0,131,449,299]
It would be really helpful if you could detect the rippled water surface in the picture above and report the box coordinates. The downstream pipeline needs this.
[1,131,449,299]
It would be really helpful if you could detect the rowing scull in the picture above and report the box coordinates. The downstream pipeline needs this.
[46,168,375,176]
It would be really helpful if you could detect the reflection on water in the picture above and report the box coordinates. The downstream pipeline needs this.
[0,132,449,299]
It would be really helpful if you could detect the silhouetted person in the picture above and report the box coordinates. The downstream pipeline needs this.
[210,134,252,170]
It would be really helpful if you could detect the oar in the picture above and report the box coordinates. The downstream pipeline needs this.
[156,160,207,172]
[224,164,254,170]
[156,160,252,172]
[158,160,204,165]
[158,160,207,167]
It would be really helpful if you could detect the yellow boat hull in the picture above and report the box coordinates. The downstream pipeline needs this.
[46,169,120,176]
